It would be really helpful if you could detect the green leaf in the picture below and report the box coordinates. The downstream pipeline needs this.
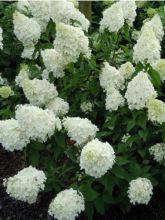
[111,165,131,181]
[99,174,114,195]
[116,156,130,165]
[80,183,99,201]
[94,197,105,215]
[29,150,39,166]
[85,202,94,220]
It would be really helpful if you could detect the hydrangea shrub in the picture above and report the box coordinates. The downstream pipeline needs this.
[1,0,165,219]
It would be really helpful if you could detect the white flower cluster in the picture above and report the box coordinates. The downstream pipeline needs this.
[13,11,41,59]
[125,71,157,110]
[133,14,163,64]
[0,27,3,50]
[63,117,99,146]
[142,15,164,42]
[149,143,165,164]
[105,88,125,112]
[21,78,58,106]
[15,105,61,142]
[119,62,135,80]
[46,97,69,117]
[28,0,51,32]
[100,62,124,91]
[120,0,137,27]
[54,23,91,64]
[100,62,135,112]
[80,101,93,113]
[3,166,46,204]
[80,139,115,178]
[15,64,29,87]
[128,177,153,205]
[152,59,165,82]
[0,119,29,151]
[100,0,137,32]
[51,0,89,31]
[100,2,124,33]
[41,49,65,79]
[48,188,85,220]
[147,99,165,125]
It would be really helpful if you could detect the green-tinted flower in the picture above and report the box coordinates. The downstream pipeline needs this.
[0,86,14,98]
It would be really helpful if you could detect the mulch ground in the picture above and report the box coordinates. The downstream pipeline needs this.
[0,146,165,220]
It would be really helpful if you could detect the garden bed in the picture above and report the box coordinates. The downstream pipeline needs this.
[0,146,165,220]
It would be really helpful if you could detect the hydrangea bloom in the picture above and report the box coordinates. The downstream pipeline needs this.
[0,119,29,151]
[15,64,29,86]
[13,11,41,59]
[125,71,157,110]
[28,0,51,32]
[149,143,165,164]
[147,99,165,125]
[121,133,131,143]
[15,105,61,142]
[0,27,3,50]
[105,88,125,112]
[3,166,46,204]
[0,86,14,98]
[120,0,137,26]
[48,188,85,220]
[80,101,93,113]
[63,117,99,146]
[133,27,161,64]
[21,79,58,106]
[17,0,30,13]
[46,97,69,117]
[41,49,65,78]
[128,177,153,205]
[100,2,124,33]
[141,14,164,42]
[51,0,89,31]
[54,23,91,65]
[0,73,8,85]
[100,62,124,92]
[119,62,135,80]
[152,59,165,81]
[80,139,115,178]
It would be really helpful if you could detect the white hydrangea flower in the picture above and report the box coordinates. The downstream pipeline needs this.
[119,62,135,80]
[28,0,51,32]
[152,59,165,81]
[133,27,161,64]
[48,188,84,220]
[125,71,157,110]
[41,49,65,78]
[80,101,92,113]
[141,14,164,42]
[15,64,29,87]
[100,62,124,92]
[0,119,29,151]
[63,117,99,146]
[0,27,3,50]
[13,11,41,59]
[149,143,165,164]
[3,166,46,204]
[128,177,153,205]
[17,0,30,13]
[54,23,91,65]
[100,2,124,33]
[51,0,89,31]
[21,78,58,106]
[15,105,61,142]
[120,0,137,26]
[80,139,115,178]
[46,97,69,117]
[105,88,125,112]
[0,86,14,98]
[147,99,165,125]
